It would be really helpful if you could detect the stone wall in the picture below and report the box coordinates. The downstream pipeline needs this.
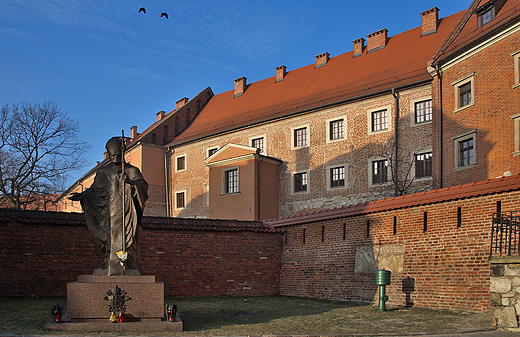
[490,258,520,327]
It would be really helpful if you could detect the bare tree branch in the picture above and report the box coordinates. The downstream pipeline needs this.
[0,101,90,209]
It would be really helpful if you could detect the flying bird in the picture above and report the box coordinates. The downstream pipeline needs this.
[138,7,146,13]
[161,12,168,19]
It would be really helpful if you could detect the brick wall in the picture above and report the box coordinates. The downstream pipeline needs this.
[0,210,282,297]
[273,180,520,312]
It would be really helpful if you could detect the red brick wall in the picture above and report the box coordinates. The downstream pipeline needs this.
[432,30,520,188]
[0,211,282,297]
[277,189,520,312]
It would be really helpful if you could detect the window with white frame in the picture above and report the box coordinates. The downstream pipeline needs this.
[329,119,344,141]
[452,73,475,112]
[175,191,186,209]
[251,137,265,153]
[371,159,389,184]
[293,171,308,193]
[176,155,186,172]
[327,164,346,189]
[371,109,388,132]
[511,113,520,156]
[223,168,239,194]
[414,100,432,124]
[415,152,433,178]
[453,130,477,169]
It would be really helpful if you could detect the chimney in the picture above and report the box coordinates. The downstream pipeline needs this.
[130,125,138,140]
[234,77,247,97]
[176,97,189,109]
[315,52,330,68]
[353,38,365,57]
[276,65,287,82]
[367,28,388,53]
[156,110,165,121]
[421,7,439,36]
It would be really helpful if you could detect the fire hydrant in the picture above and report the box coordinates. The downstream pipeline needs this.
[375,268,391,311]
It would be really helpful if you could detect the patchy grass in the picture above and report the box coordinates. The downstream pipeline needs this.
[0,296,493,336]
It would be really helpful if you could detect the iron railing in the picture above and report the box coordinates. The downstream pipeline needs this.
[490,211,520,257]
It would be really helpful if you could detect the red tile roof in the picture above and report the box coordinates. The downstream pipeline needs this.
[266,174,520,228]
[172,10,464,145]
[431,0,520,65]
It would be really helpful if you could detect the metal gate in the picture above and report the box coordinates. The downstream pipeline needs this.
[490,211,520,256]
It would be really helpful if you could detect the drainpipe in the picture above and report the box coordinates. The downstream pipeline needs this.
[256,155,263,221]
[436,65,443,189]
[165,146,175,217]
[392,88,400,197]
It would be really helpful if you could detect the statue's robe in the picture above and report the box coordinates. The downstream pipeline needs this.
[80,162,148,276]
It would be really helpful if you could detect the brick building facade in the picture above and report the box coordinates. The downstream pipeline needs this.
[59,1,519,222]
[430,0,520,188]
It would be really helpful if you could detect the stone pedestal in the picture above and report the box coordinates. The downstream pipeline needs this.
[67,275,164,321]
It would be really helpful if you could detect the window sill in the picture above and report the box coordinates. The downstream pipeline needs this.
[220,191,241,197]
[291,145,310,150]
[513,151,520,157]
[513,82,520,89]
[327,185,347,191]
[452,102,476,114]
[414,176,433,181]
[453,163,478,172]
[411,120,432,128]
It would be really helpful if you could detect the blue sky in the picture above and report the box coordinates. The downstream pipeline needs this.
[0,0,472,185]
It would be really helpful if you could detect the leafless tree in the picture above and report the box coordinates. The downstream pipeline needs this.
[370,136,435,199]
[0,101,90,209]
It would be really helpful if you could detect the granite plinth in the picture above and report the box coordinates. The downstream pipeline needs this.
[67,275,164,321]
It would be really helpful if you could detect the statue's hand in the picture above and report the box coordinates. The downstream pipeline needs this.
[120,173,134,185]
[69,192,83,201]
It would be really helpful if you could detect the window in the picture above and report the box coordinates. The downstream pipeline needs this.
[293,172,308,193]
[415,152,432,178]
[452,73,475,112]
[453,130,477,169]
[329,119,344,140]
[175,191,185,209]
[176,155,186,172]
[459,138,474,167]
[223,168,239,194]
[207,147,218,158]
[511,113,520,156]
[478,6,495,27]
[513,50,520,89]
[372,110,388,132]
[414,100,432,124]
[328,165,346,189]
[294,127,307,147]
[251,137,264,153]
[372,159,388,184]
[459,82,472,108]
